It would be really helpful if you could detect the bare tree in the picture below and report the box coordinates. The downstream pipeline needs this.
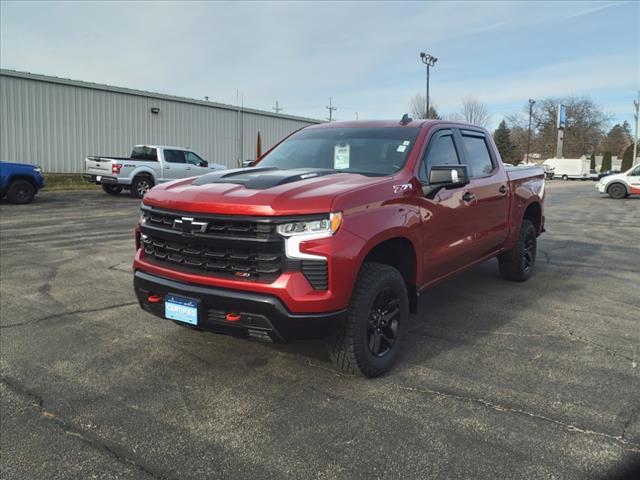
[459,97,491,127]
[409,94,440,119]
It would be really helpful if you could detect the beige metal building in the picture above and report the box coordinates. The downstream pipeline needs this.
[0,69,321,173]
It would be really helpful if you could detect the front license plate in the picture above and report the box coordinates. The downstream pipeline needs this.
[165,294,199,325]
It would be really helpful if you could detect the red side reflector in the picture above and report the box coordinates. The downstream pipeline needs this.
[226,312,241,322]
[148,294,163,303]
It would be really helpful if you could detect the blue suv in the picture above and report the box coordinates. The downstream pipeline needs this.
[0,162,45,204]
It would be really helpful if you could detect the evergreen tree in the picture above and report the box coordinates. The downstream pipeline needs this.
[493,120,516,163]
[601,151,612,172]
[620,143,635,171]
[590,153,596,170]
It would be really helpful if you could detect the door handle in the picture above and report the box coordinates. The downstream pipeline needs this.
[462,192,476,203]
[499,185,508,194]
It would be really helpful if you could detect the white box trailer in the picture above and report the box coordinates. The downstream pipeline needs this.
[543,158,591,180]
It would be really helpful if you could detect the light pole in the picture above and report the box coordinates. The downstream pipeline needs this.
[634,91,639,166]
[420,52,437,119]
[526,99,535,162]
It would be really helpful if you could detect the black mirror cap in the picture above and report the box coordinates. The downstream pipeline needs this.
[428,165,469,189]
[200,160,208,167]
[242,159,255,168]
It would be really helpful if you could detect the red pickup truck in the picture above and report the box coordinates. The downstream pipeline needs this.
[133,118,545,377]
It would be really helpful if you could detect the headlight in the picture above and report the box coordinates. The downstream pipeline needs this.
[33,166,42,173]
[278,212,343,260]
[277,212,342,237]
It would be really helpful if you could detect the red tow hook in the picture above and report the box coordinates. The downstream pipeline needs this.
[147,294,163,304]
[226,312,241,322]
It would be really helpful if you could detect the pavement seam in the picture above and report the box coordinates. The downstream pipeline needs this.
[1,376,178,480]
[392,382,640,453]
[0,302,139,329]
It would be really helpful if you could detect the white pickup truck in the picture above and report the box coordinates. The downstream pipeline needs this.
[83,145,226,198]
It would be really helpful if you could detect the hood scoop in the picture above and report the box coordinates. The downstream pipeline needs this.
[191,167,338,190]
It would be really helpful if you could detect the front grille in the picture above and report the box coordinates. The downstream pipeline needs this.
[145,210,275,239]
[142,234,282,282]
[140,206,330,289]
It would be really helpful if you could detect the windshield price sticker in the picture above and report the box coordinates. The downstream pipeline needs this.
[396,145,407,152]
[334,144,350,169]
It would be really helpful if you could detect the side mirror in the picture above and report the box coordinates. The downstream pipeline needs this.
[200,160,208,167]
[242,159,255,168]
[426,165,469,193]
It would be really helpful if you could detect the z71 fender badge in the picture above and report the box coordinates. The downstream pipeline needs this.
[393,183,412,194]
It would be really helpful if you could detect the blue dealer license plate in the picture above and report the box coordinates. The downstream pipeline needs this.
[165,295,199,325]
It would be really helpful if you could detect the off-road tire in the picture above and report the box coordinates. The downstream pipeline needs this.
[498,219,537,282]
[102,184,123,195]
[329,262,409,377]
[607,183,627,200]
[6,179,35,204]
[131,176,154,199]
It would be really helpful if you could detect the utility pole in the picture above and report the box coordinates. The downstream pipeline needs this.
[326,98,337,122]
[526,99,535,162]
[273,101,282,114]
[634,91,639,166]
[419,52,438,118]
[355,112,358,120]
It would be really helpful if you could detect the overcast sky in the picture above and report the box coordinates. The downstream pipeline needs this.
[1,1,638,129]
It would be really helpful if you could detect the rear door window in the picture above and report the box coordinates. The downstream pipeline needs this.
[420,131,460,181]
[164,150,186,164]
[459,132,495,178]
[130,147,157,161]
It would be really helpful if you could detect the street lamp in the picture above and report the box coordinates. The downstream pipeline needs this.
[420,52,437,119]
[526,99,535,162]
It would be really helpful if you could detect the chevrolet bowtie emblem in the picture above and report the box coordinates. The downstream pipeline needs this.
[173,217,208,234]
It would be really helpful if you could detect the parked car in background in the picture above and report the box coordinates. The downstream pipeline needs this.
[83,145,226,198]
[596,164,640,199]
[133,118,545,377]
[597,169,621,180]
[542,157,591,180]
[0,161,45,204]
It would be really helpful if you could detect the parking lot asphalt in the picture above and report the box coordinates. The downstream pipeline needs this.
[1,182,639,479]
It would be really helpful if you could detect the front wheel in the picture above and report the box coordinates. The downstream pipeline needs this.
[6,180,36,204]
[607,183,627,199]
[102,184,123,195]
[329,262,409,377]
[498,219,537,282]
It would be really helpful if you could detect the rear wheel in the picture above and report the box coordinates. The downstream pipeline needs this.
[607,183,627,199]
[130,176,154,198]
[498,219,537,282]
[329,262,409,377]
[102,184,123,195]
[6,180,35,204]
[561,174,568,181]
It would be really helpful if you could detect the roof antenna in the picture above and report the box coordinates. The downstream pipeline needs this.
[400,113,412,125]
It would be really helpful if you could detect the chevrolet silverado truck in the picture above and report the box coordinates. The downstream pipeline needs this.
[0,161,45,204]
[595,163,640,198]
[84,145,225,198]
[133,118,545,377]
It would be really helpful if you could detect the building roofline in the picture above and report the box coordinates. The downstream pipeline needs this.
[0,68,323,124]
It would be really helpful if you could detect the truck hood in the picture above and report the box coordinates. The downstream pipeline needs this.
[143,167,389,216]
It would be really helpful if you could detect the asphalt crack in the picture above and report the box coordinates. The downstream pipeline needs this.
[392,382,640,453]
[1,376,178,480]
[1,302,138,329]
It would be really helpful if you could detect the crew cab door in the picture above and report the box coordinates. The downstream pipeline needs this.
[185,151,210,176]
[417,129,479,283]
[456,129,510,256]
[626,164,640,194]
[160,149,190,180]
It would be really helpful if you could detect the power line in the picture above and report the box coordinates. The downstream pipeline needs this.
[273,101,282,114]
[326,97,337,122]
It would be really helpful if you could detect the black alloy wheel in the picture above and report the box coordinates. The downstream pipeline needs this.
[367,288,400,357]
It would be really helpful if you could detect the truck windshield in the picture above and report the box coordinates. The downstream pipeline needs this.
[131,146,158,161]
[257,127,420,176]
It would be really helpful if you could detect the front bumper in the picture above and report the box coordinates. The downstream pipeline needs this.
[596,183,606,193]
[134,270,345,342]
